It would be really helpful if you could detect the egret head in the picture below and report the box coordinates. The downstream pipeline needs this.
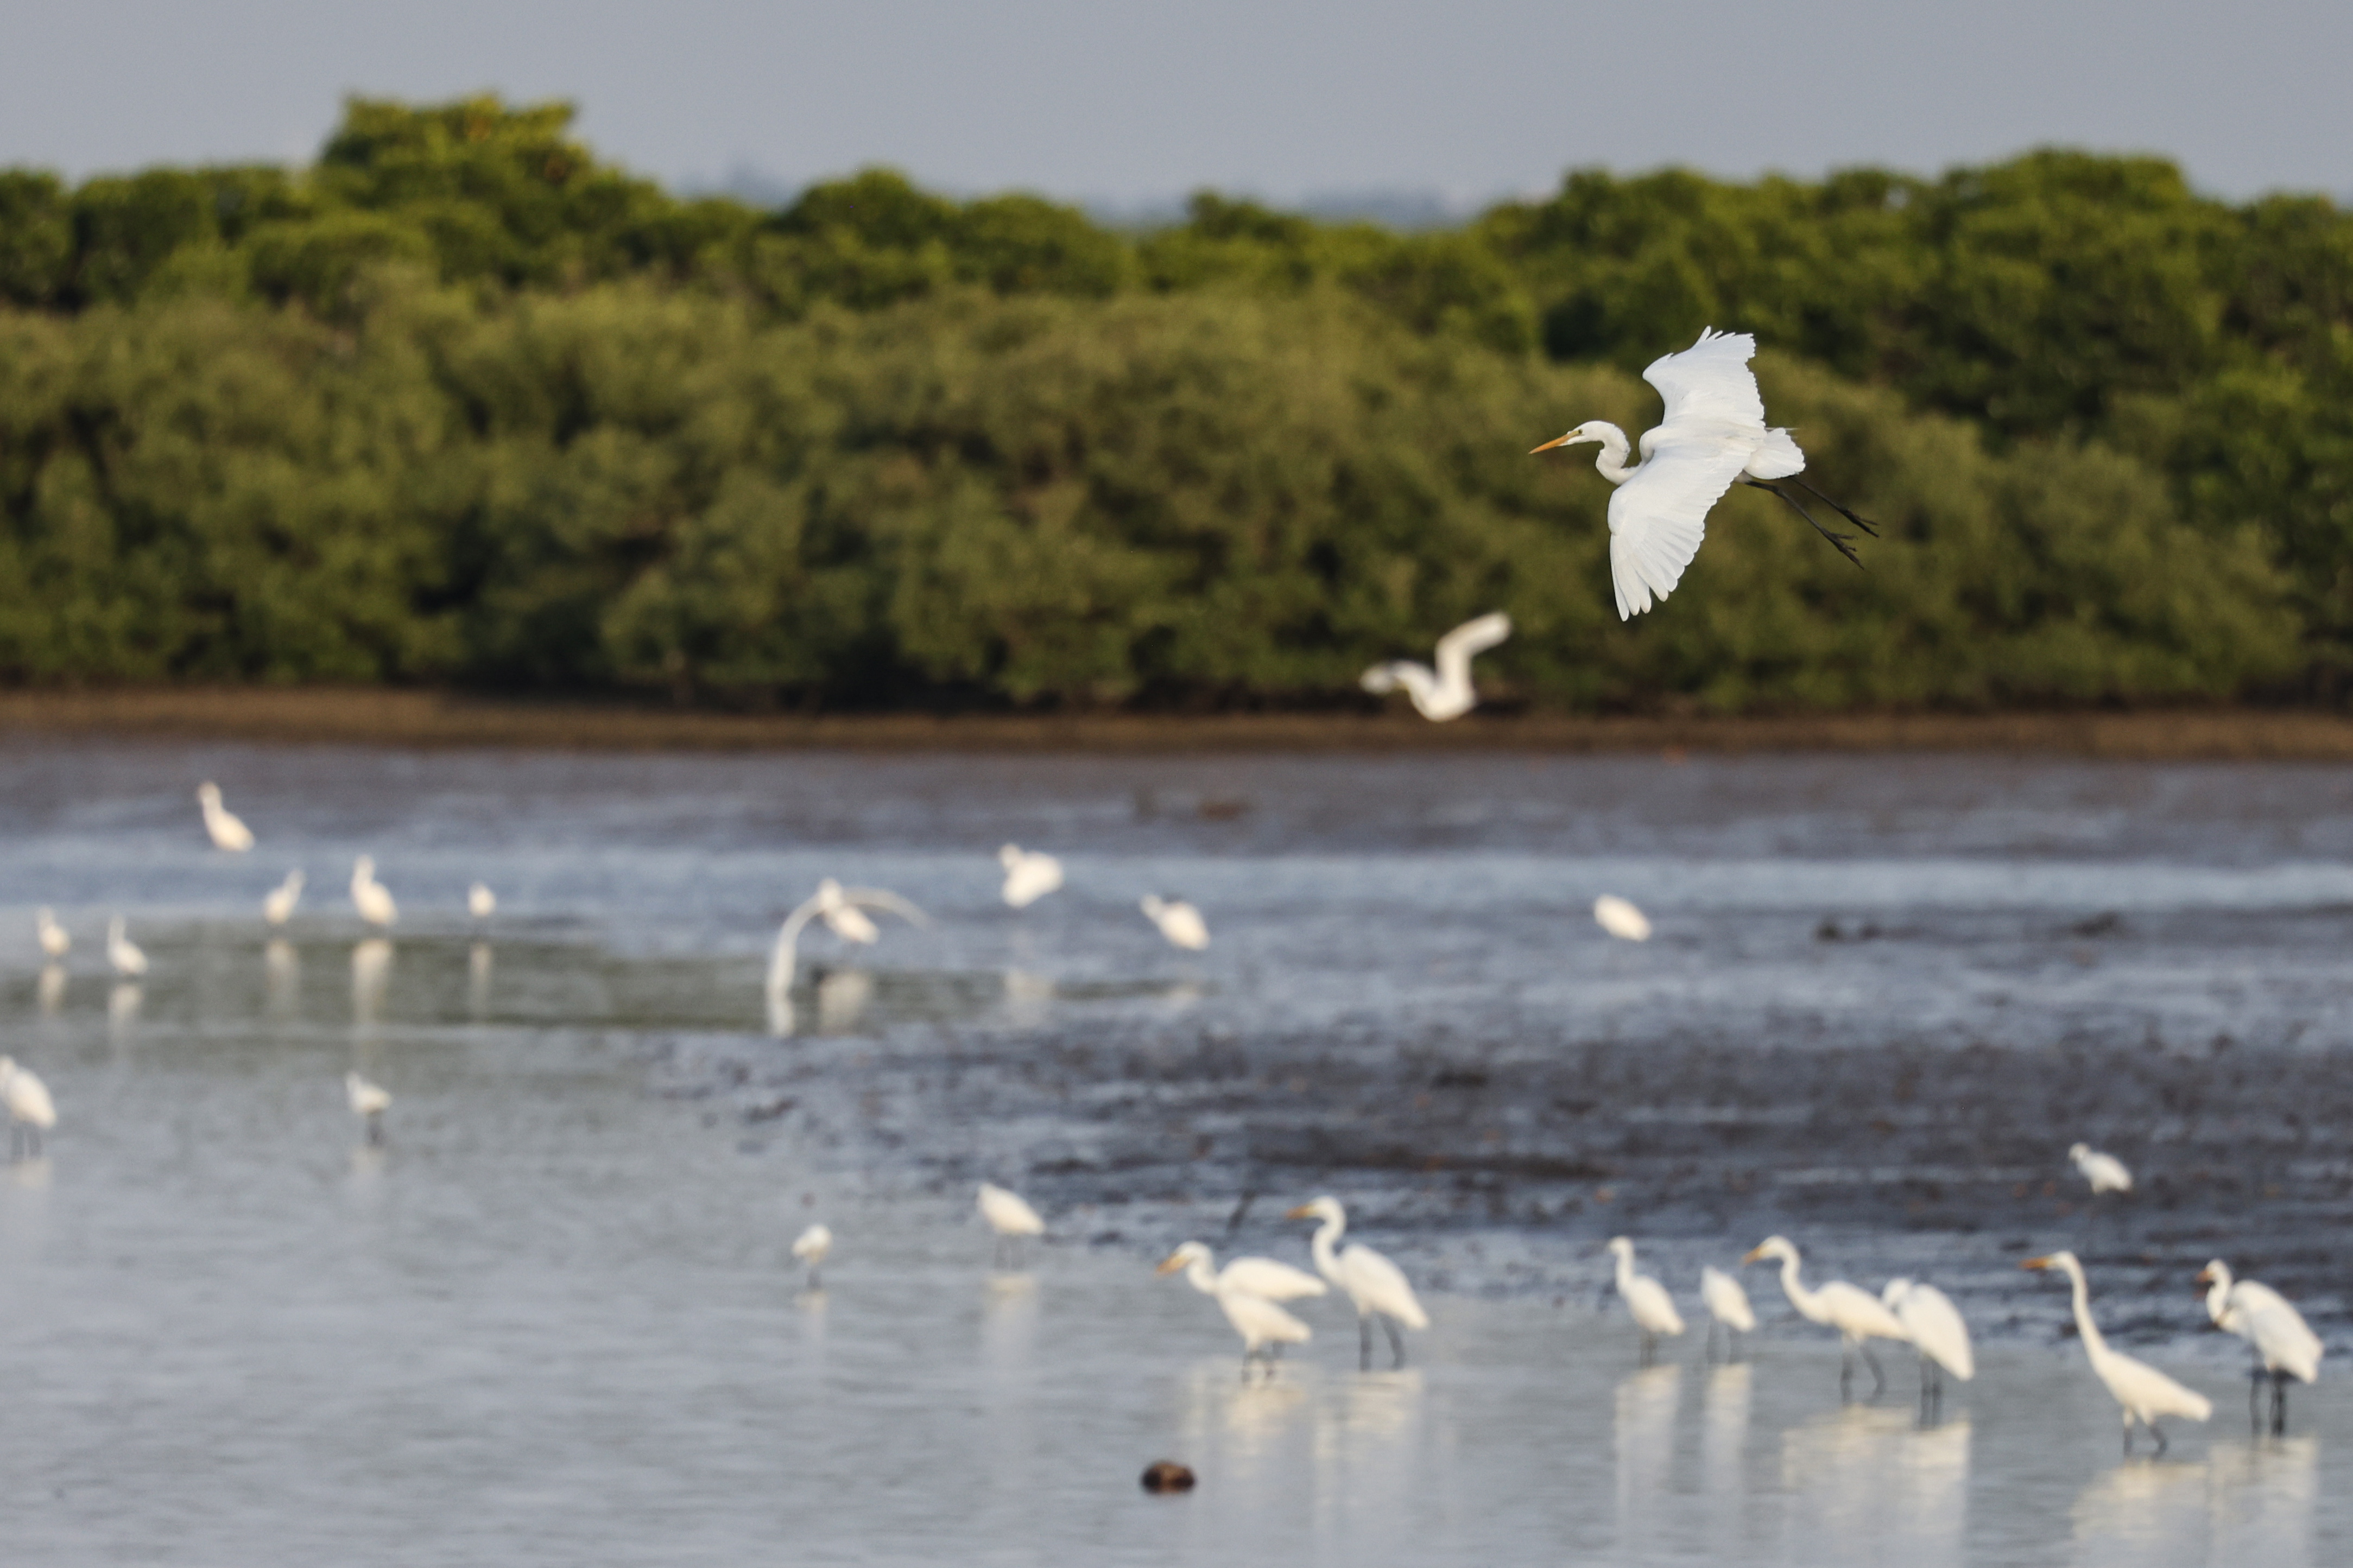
[816,877,846,907]
[1529,423,1603,455]
[198,781,221,804]
[1742,1236,1797,1267]
[353,854,375,880]
[1287,1196,1345,1227]
[1156,1241,1212,1275]
[2194,1260,2231,1288]
[1359,664,1401,695]
[2066,1141,2090,1161]
[1881,1277,1913,1306]
[998,843,1022,868]
[2020,1251,2077,1273]
[1604,1236,1633,1259]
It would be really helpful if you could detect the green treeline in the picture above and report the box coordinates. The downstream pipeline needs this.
[1,96,2346,710]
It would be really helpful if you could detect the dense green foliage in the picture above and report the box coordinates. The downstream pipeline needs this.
[1,96,2345,710]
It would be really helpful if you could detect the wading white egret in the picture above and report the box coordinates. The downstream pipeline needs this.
[467,881,497,921]
[196,781,255,852]
[350,857,398,928]
[978,1182,1045,1268]
[1882,1278,1975,1404]
[1594,895,1652,942]
[792,1222,833,1288]
[1700,1264,1756,1360]
[1743,1235,1909,1395]
[0,1057,57,1159]
[1289,1196,1431,1369]
[765,879,930,1000]
[344,1071,391,1145]
[1530,329,1878,619]
[1360,611,1512,722]
[2023,1252,2211,1454]
[106,915,148,977]
[997,845,1064,909]
[1159,1245,1314,1378]
[1604,1237,1686,1362]
[1140,896,1210,951]
[2198,1259,2322,1433]
[1157,1240,1329,1303]
[35,907,70,959]
[263,869,304,926]
[2069,1142,2133,1195]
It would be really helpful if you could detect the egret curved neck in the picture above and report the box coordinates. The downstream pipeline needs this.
[1310,1216,1345,1279]
[1776,1252,1819,1317]
[1185,1256,1222,1296]
[767,898,823,996]
[1587,423,1637,485]
[2203,1274,2232,1326]
[1613,1249,1638,1296]
[2065,1262,2110,1358]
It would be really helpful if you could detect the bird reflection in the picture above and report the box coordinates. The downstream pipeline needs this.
[264,939,300,1014]
[815,968,872,1032]
[1701,1363,1753,1552]
[467,941,492,1019]
[1198,1363,1308,1457]
[107,982,142,1030]
[36,963,65,1016]
[1340,1366,1424,1437]
[2070,1459,2207,1565]
[981,1271,1039,1372]
[351,938,392,1023]
[2207,1436,2317,1566]
[1002,968,1055,1027]
[1775,1403,1968,1565]
[1616,1364,1681,1552]
[10,1155,53,1190]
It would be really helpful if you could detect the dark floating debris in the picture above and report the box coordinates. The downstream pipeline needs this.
[1140,1460,1196,1493]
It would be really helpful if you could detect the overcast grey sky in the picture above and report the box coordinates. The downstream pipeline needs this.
[3,0,2346,207]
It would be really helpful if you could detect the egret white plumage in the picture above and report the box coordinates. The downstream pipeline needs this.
[1700,1264,1756,1360]
[1289,1196,1430,1369]
[35,907,70,958]
[1742,1235,1909,1395]
[350,856,398,928]
[2023,1251,2211,1453]
[1157,1240,1329,1304]
[765,879,929,1000]
[106,915,148,977]
[2198,1259,2322,1434]
[467,881,497,921]
[1530,329,1879,619]
[1359,611,1512,722]
[792,1222,834,1288]
[1882,1278,1975,1404]
[263,869,305,926]
[997,845,1064,909]
[1604,1237,1686,1362]
[1159,1244,1315,1377]
[196,781,255,852]
[0,1056,57,1159]
[344,1071,391,1145]
[1593,895,1652,942]
[1139,896,1209,951]
[977,1182,1045,1268]
[2069,1141,2133,1195]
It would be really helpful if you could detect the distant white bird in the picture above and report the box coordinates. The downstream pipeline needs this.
[1593,895,1653,942]
[35,907,70,959]
[1289,1196,1431,1369]
[792,1222,834,1289]
[1360,611,1513,722]
[196,781,255,852]
[1883,1278,1976,1400]
[1139,896,1209,951]
[765,879,929,1000]
[1743,1235,1909,1395]
[1605,1236,1686,1362]
[997,845,1064,909]
[350,856,398,928]
[977,1181,1045,1268]
[2024,1251,2211,1454]
[106,915,148,977]
[1157,1240,1329,1304]
[0,1056,58,1159]
[2069,1142,2133,1195]
[263,869,305,926]
[467,881,497,921]
[344,1071,391,1145]
[2198,1259,2322,1433]
[1700,1265,1756,1360]
[1530,328,1878,620]
[1159,1244,1315,1377]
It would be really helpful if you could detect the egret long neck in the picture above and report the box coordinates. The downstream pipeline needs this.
[1614,1249,1639,1297]
[1590,424,1637,485]
[1777,1253,1820,1319]
[2065,1261,2110,1359]
[1310,1218,1344,1284]
[1186,1256,1222,1296]
[2204,1272,2232,1328]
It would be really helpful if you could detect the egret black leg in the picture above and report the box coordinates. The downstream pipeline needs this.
[2273,1373,2290,1436]
[1640,1331,1655,1367]
[1705,1322,1719,1363]
[2122,1414,2135,1456]
[1359,1316,1372,1371]
[1860,1343,1887,1396]
[2250,1367,2266,1430]
[1741,479,1865,569]
[2150,1420,2169,1457]
[1788,475,1883,538]
[1840,1345,1855,1398]
[1384,1317,1406,1369]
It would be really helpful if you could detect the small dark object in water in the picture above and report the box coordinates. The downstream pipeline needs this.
[1197,796,1250,821]
[1140,1461,1196,1493]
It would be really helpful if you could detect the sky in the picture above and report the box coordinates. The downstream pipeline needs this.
[3,0,2348,210]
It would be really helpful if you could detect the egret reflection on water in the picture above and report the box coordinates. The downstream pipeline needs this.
[37,964,65,1016]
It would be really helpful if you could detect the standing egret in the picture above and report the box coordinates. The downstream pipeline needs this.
[1139,896,1210,951]
[1157,1240,1328,1304]
[35,907,70,959]
[263,869,305,926]
[1882,1278,1975,1407]
[196,782,255,852]
[1530,329,1879,619]
[0,1057,56,1159]
[1604,1237,1686,1363]
[1742,1236,1909,1396]
[467,881,497,921]
[978,1182,1045,1268]
[106,915,148,977]
[2197,1260,2322,1433]
[792,1222,833,1289]
[350,857,398,928]
[2069,1142,2133,1195]
[1594,896,1652,942]
[1289,1197,1431,1369]
[765,879,929,1001]
[1700,1265,1756,1361]
[1159,1246,1314,1378]
[1359,611,1512,722]
[345,1071,391,1145]
[997,846,1064,909]
[2023,1252,2211,1454]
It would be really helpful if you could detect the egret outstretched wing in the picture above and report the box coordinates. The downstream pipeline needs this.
[841,887,931,927]
[1642,329,1767,430]
[1606,430,1751,619]
[1431,611,1511,693]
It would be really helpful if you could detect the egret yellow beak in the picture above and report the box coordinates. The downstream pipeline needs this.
[1285,1204,1317,1220]
[2021,1256,2053,1271]
[1740,1245,1767,1265]
[2193,1265,2216,1284]
[1528,433,1574,454]
[1155,1253,1187,1275]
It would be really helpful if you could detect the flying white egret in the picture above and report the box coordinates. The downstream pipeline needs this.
[1882,1278,1975,1404]
[1157,1240,1329,1304]
[345,1071,391,1145]
[350,856,398,928]
[765,879,929,1001]
[1139,896,1209,951]
[2067,1141,2132,1195]
[0,1056,57,1159]
[1530,329,1879,619]
[1159,1245,1315,1377]
[467,881,497,921]
[977,1182,1045,1268]
[263,869,305,926]
[792,1222,834,1289]
[2198,1259,2322,1434]
[35,907,71,959]
[1700,1265,1756,1360]
[1743,1235,1909,1395]
[1593,895,1652,942]
[997,845,1064,909]
[2023,1252,2211,1454]
[1359,611,1513,722]
[106,915,148,977]
[1604,1237,1686,1362]
[1289,1196,1431,1369]
[196,781,255,852]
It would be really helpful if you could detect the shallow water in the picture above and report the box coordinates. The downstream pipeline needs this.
[5,740,2352,1563]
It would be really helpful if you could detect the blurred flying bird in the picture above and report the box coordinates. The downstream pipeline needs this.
[793,1222,834,1289]
[263,869,305,926]
[765,879,929,1000]
[978,1182,1045,1268]
[1360,611,1512,722]
[350,857,399,928]
[1140,896,1209,951]
[1883,1278,1975,1405]
[197,782,255,852]
[1604,1236,1685,1363]
[106,915,148,977]
[1593,896,1652,942]
[1743,1235,1908,1396]
[2069,1142,2133,1195]
[1289,1196,1429,1369]
[35,907,69,959]
[2198,1259,2321,1433]
[997,845,1064,909]
[2024,1252,2210,1454]
[0,1056,57,1159]
[345,1071,391,1145]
